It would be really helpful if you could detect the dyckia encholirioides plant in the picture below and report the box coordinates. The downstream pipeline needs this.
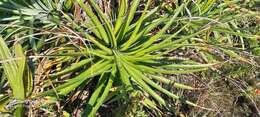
[38,0,216,116]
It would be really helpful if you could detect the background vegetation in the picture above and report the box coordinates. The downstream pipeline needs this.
[0,0,259,116]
